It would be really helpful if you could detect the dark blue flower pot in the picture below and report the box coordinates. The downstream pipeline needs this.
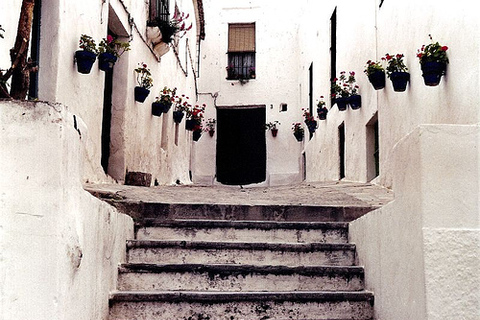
[348,94,362,110]
[390,72,410,92]
[152,102,172,116]
[173,111,184,123]
[98,52,117,71]
[75,50,97,74]
[185,119,196,131]
[421,62,446,86]
[368,70,386,90]
[293,131,304,142]
[336,97,348,111]
[305,120,317,134]
[134,86,150,103]
[193,130,202,142]
[317,107,328,120]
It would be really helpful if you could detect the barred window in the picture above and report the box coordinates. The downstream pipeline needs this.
[227,23,256,80]
[149,0,169,23]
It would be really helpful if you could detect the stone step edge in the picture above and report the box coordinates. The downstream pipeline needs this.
[126,240,356,252]
[135,219,349,230]
[119,263,365,277]
[109,290,374,304]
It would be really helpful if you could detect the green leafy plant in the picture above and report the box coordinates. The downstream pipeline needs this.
[364,59,385,76]
[331,71,359,99]
[147,7,193,44]
[154,86,176,105]
[78,34,98,54]
[265,121,280,130]
[385,53,408,77]
[292,122,305,136]
[316,96,326,109]
[204,118,216,132]
[98,35,130,58]
[134,62,153,89]
[417,34,449,65]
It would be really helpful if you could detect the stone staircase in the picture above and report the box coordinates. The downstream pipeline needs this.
[108,218,374,320]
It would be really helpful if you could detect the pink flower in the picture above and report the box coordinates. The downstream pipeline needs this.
[441,46,448,51]
[107,35,114,43]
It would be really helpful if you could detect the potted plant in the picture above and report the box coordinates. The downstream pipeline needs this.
[186,104,205,131]
[384,53,410,92]
[172,94,190,123]
[331,73,349,111]
[152,86,176,116]
[316,96,328,120]
[344,72,361,110]
[75,34,98,74]
[364,59,386,90]
[303,109,317,134]
[193,127,203,142]
[292,122,304,142]
[332,71,360,110]
[265,121,280,137]
[204,118,216,137]
[134,63,153,102]
[97,35,130,71]
[417,34,449,86]
[147,7,192,46]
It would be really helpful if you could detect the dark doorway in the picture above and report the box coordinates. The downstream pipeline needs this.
[101,31,114,174]
[339,122,345,179]
[216,107,266,185]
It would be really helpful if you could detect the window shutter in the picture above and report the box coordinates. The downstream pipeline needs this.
[228,23,255,53]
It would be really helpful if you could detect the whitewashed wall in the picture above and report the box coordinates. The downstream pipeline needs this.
[0,100,134,320]
[1,0,201,185]
[295,1,480,319]
[194,0,306,186]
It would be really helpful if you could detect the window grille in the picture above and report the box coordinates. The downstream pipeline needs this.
[149,0,169,23]
[227,23,256,80]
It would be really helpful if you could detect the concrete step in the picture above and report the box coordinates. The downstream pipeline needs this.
[126,240,356,266]
[118,263,365,292]
[109,291,374,320]
[109,201,374,223]
[135,219,349,244]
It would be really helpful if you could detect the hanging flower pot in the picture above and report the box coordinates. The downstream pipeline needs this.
[208,129,215,137]
[367,70,386,90]
[317,107,328,120]
[293,131,304,142]
[185,119,196,131]
[193,129,202,142]
[134,86,150,103]
[75,50,97,74]
[98,52,117,71]
[421,62,446,86]
[388,71,410,91]
[306,120,317,134]
[336,97,348,111]
[348,94,362,110]
[271,128,278,137]
[173,110,185,123]
[417,36,448,87]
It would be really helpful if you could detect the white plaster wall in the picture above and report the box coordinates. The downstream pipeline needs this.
[0,100,134,320]
[194,0,306,186]
[300,0,480,185]
[0,0,23,68]
[2,0,200,185]
[350,125,480,320]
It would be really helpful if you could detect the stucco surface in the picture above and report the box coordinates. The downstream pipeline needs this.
[0,100,134,320]
[350,124,480,320]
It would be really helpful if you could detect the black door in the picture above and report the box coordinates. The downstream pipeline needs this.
[216,107,266,185]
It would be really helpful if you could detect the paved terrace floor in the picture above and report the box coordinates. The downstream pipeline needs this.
[84,181,394,208]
